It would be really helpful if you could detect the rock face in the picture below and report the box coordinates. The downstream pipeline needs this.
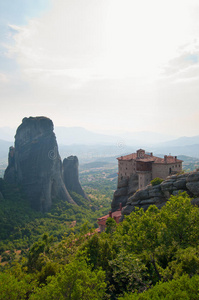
[122,171,199,218]
[111,174,138,211]
[4,117,77,212]
[3,146,15,184]
[63,156,88,199]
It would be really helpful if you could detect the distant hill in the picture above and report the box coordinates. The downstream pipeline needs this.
[54,127,175,146]
[55,127,120,145]
[158,135,199,147]
[153,144,199,159]
[1,125,199,159]
[58,144,135,163]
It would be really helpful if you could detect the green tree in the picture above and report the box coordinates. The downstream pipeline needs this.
[30,259,106,300]
[119,274,199,300]
[0,272,29,300]
[109,250,149,296]
[105,217,117,234]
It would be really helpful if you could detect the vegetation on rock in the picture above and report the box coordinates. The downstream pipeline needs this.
[150,177,164,186]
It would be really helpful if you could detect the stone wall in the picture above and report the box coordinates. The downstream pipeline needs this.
[118,160,136,182]
[152,163,182,180]
[122,171,199,218]
[138,172,152,189]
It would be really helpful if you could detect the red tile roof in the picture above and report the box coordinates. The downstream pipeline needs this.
[117,152,183,164]
[97,210,122,226]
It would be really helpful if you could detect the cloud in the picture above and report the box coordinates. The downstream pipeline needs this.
[162,39,199,79]
[0,73,9,83]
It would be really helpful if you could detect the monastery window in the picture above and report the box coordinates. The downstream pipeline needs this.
[172,166,174,168]
[175,165,177,167]
[179,165,180,167]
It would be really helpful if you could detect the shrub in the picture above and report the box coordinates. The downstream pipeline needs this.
[151,177,164,186]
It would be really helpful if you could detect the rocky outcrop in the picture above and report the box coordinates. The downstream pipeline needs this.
[4,117,76,212]
[122,171,199,217]
[111,174,138,211]
[4,146,16,184]
[63,156,88,199]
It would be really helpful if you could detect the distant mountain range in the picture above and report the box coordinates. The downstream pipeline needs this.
[157,135,199,147]
[54,127,176,146]
[0,126,199,160]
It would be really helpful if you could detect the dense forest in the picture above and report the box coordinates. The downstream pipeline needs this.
[1,167,199,299]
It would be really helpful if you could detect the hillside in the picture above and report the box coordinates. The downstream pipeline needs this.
[1,187,199,299]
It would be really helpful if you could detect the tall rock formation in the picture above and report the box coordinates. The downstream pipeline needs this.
[4,117,76,211]
[111,174,138,212]
[63,156,88,199]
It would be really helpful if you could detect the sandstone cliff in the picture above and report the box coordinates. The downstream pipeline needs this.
[122,171,199,218]
[63,156,88,200]
[4,117,76,211]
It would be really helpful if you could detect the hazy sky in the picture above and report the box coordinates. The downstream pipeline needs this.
[1,0,199,136]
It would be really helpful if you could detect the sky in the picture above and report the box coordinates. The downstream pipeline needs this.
[1,0,199,137]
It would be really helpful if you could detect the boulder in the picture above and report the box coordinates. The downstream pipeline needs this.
[173,179,187,189]
[186,172,199,182]
[160,181,174,192]
[186,182,199,196]
[128,187,149,202]
[148,186,162,198]
[162,190,171,199]
[140,197,163,205]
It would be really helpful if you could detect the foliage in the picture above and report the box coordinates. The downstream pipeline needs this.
[119,274,199,299]
[0,178,112,252]
[150,177,164,186]
[0,271,36,300]
[29,259,106,300]
[105,217,117,234]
